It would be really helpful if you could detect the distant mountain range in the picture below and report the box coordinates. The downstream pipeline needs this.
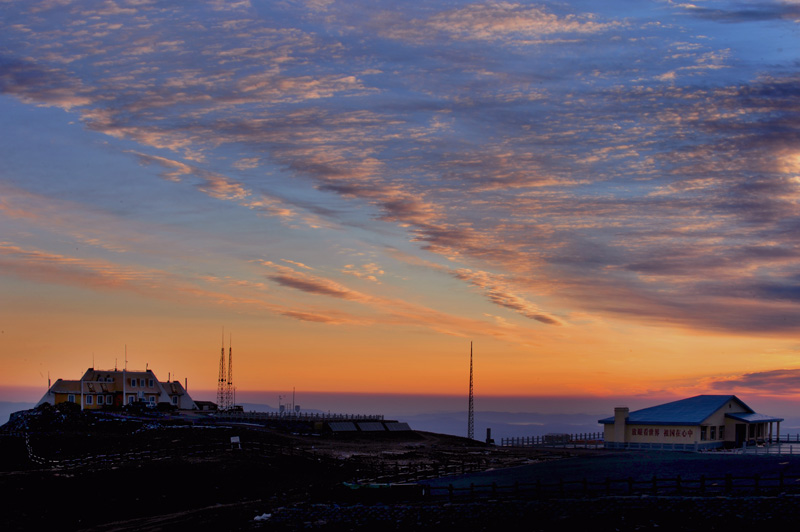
[0,402,35,426]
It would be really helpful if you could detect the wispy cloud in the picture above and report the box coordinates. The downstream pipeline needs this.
[453,268,563,325]
[261,260,368,301]
[679,3,800,23]
[708,369,800,395]
[0,57,91,110]
[342,262,384,283]
[1,0,799,342]
[372,2,621,45]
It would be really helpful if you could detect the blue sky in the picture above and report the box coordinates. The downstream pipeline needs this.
[1,1,800,402]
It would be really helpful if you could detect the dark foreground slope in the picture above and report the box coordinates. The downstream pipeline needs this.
[0,404,521,530]
[4,405,800,531]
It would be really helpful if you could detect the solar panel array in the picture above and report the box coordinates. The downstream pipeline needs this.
[357,422,385,432]
[328,422,357,432]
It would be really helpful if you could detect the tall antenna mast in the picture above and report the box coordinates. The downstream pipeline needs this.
[217,328,227,411]
[226,333,233,410]
[468,341,474,440]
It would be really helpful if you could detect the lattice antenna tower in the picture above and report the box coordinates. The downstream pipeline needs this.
[468,341,474,440]
[226,333,234,410]
[217,328,227,411]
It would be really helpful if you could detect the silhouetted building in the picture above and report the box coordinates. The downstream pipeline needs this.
[37,368,196,410]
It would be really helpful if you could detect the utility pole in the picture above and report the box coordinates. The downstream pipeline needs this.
[468,341,474,440]
[226,333,234,410]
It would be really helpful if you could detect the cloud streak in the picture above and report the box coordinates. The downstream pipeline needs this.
[1,0,799,341]
[709,369,800,396]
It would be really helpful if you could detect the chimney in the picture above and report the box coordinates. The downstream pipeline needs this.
[614,407,629,444]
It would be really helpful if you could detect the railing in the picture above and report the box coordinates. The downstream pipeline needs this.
[358,459,492,484]
[772,434,800,443]
[426,471,800,500]
[1,430,316,470]
[212,410,385,423]
[500,432,604,449]
[499,432,800,454]
[739,441,800,455]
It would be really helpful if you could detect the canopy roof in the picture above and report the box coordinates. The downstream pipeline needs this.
[726,412,784,424]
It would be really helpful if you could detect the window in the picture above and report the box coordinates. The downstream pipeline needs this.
[130,378,137,387]
[68,394,75,403]
[106,395,113,405]
[148,396,156,404]
[172,396,178,405]
[719,426,725,440]
[85,395,93,405]
[710,426,716,440]
[700,426,707,440]
[128,395,134,404]
[148,379,154,388]
[97,395,104,405]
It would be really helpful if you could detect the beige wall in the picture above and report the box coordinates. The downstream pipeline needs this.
[704,399,748,433]
[625,424,699,445]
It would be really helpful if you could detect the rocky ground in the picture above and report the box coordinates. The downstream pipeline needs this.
[3,404,800,531]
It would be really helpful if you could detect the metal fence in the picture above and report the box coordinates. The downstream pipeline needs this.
[739,441,800,455]
[1,430,314,470]
[212,410,385,423]
[427,470,800,500]
[500,432,604,449]
[498,432,800,454]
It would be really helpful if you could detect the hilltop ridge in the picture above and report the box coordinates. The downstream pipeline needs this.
[0,403,564,530]
[6,404,800,531]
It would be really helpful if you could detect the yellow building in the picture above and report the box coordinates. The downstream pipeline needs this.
[599,395,783,450]
[37,368,196,410]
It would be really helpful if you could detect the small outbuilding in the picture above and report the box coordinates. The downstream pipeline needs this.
[599,395,783,451]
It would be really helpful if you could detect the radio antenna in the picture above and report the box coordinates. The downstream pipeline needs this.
[467,341,474,440]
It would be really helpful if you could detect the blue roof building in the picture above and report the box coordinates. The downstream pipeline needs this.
[599,395,783,451]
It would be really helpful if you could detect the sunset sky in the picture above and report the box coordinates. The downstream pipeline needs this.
[2,0,800,409]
